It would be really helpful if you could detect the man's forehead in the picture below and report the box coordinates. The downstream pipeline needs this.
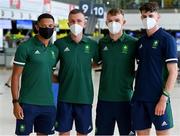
[107,14,124,19]
[69,13,84,19]
[141,11,158,15]
[38,18,54,23]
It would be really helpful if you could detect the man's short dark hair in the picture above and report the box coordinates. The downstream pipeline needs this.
[37,13,54,22]
[68,9,84,18]
[139,2,159,13]
[107,8,124,16]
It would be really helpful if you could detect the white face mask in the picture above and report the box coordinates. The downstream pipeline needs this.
[70,24,83,36]
[142,17,156,30]
[107,21,122,34]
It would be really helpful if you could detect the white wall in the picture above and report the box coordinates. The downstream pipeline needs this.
[124,13,142,30]
[160,13,180,30]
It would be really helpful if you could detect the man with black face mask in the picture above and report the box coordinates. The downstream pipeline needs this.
[11,13,59,135]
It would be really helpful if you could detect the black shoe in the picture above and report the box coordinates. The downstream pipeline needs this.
[5,83,11,88]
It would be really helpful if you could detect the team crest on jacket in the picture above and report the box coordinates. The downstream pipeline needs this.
[152,40,159,49]
[51,51,56,59]
[19,124,26,132]
[122,44,128,54]
[84,45,90,53]
[103,46,108,51]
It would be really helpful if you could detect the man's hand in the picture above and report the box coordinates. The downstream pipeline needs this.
[13,103,24,119]
[155,95,168,116]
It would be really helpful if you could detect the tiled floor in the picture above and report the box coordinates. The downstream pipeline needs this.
[0,68,180,135]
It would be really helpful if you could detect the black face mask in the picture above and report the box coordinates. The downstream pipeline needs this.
[38,27,54,39]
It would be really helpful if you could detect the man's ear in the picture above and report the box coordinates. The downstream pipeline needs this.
[35,24,39,32]
[158,13,160,20]
[123,19,126,25]
[156,13,160,23]
[105,21,108,26]
[67,22,70,27]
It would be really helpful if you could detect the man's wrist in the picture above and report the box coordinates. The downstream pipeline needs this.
[162,89,170,98]
[160,95,168,102]
[12,99,19,104]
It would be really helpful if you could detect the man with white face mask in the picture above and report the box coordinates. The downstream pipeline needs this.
[131,2,178,136]
[95,8,137,135]
[54,9,98,136]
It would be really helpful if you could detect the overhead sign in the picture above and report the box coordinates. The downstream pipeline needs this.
[93,4,104,18]
[79,0,91,16]
[79,0,104,18]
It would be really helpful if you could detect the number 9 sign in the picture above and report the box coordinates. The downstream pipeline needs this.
[79,0,91,16]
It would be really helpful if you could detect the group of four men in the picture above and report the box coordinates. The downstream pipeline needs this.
[11,2,178,136]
